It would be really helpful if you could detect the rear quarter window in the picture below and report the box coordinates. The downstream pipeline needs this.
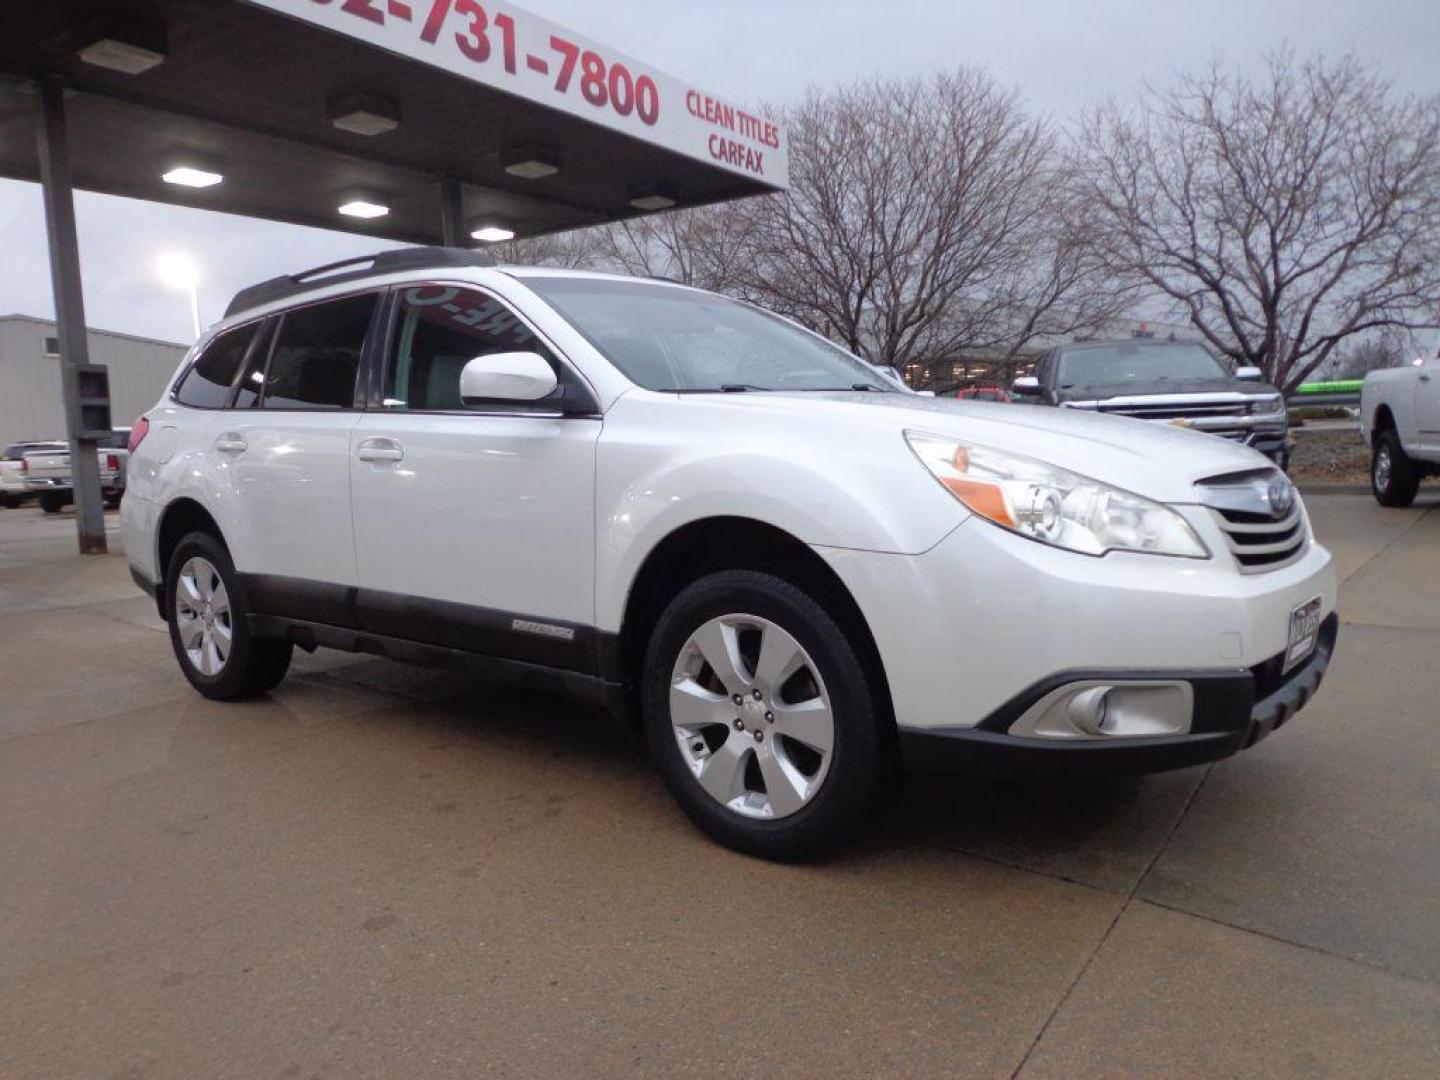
[175,323,259,408]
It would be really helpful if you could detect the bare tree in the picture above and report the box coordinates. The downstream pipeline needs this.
[590,204,760,291]
[734,72,1123,379]
[487,227,606,269]
[1075,52,1440,392]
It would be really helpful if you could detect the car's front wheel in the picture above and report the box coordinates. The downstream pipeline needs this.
[1372,429,1420,507]
[165,531,293,700]
[643,570,888,860]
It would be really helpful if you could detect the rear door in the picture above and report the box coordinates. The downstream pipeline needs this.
[214,292,380,611]
[348,283,601,670]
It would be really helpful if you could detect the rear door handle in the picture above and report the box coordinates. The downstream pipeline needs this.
[214,433,247,454]
[356,437,404,464]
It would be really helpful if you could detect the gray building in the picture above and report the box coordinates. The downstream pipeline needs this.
[0,315,187,447]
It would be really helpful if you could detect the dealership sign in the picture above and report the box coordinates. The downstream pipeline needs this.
[245,0,788,188]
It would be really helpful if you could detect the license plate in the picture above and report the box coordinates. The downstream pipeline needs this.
[1285,597,1323,671]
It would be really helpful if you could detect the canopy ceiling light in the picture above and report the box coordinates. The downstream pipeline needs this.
[75,18,168,75]
[338,196,391,220]
[161,153,224,188]
[471,224,515,243]
[328,93,402,137]
[629,183,678,211]
[503,144,561,180]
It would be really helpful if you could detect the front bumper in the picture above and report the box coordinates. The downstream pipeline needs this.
[898,613,1337,779]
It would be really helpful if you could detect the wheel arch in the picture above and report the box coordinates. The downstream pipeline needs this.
[154,497,227,618]
[1371,403,1397,445]
[614,516,895,737]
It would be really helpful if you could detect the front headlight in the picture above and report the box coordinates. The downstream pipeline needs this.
[905,431,1209,559]
[1248,395,1287,419]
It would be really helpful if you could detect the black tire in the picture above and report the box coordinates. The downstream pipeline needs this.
[37,491,68,514]
[0,495,16,509]
[642,569,889,861]
[1372,428,1420,507]
[103,495,122,511]
[165,531,293,700]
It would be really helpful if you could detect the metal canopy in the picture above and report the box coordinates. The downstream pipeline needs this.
[0,0,783,243]
[2,0,786,556]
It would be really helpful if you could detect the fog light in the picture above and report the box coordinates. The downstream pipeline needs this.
[1066,686,1111,736]
[1009,680,1193,739]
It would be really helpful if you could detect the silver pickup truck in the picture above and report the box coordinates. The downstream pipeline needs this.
[1361,352,1440,506]
[21,429,130,514]
[1,441,65,508]
[1014,340,1292,469]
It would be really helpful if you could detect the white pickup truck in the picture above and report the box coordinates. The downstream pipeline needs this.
[1361,353,1440,506]
[20,430,130,513]
[2,441,66,508]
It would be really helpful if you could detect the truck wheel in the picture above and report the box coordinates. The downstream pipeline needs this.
[165,531,293,700]
[642,569,889,861]
[37,492,67,514]
[1372,429,1420,507]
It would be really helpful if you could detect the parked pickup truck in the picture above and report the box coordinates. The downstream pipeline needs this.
[1361,352,1440,506]
[1,441,65,508]
[21,429,130,513]
[1014,340,1292,469]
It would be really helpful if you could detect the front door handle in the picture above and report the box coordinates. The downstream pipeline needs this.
[356,437,404,464]
[214,433,247,454]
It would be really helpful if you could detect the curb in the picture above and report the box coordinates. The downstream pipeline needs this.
[1295,482,1370,495]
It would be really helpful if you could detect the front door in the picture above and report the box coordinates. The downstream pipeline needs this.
[348,284,601,671]
[1417,354,1440,457]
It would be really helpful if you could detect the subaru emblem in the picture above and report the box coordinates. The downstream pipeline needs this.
[1267,475,1295,518]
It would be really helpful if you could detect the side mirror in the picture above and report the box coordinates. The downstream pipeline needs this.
[1235,366,1263,381]
[1012,376,1041,396]
[459,351,558,404]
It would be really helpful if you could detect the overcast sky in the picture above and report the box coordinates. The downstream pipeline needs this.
[2,0,1436,344]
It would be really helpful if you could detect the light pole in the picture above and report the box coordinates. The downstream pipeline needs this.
[157,251,202,339]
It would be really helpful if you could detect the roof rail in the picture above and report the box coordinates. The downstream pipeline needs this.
[224,246,496,319]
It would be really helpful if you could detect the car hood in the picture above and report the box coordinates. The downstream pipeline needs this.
[725,391,1278,504]
[1055,377,1280,403]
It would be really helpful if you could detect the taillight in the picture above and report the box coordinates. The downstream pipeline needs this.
[19,458,27,473]
[127,417,149,454]
[105,454,120,471]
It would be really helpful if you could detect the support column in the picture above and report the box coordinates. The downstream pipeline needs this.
[439,176,464,247]
[34,77,106,555]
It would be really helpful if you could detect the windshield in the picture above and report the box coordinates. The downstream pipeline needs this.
[519,276,894,393]
[1057,343,1228,389]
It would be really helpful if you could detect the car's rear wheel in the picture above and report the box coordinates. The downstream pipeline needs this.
[1372,429,1420,507]
[37,492,67,514]
[642,570,888,861]
[165,531,292,700]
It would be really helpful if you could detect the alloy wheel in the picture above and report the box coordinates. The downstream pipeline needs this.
[669,613,835,819]
[174,556,233,677]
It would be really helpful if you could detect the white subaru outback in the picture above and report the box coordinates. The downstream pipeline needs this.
[123,248,1338,860]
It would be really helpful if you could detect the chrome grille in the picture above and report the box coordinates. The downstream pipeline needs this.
[1099,402,1248,421]
[1196,469,1308,573]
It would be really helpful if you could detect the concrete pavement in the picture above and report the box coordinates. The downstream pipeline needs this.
[1,494,1438,1078]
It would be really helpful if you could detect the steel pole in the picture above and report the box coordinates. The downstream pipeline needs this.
[439,176,464,247]
[188,281,201,339]
[34,78,107,555]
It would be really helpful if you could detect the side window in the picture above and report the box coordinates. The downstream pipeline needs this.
[174,323,257,408]
[384,285,559,411]
[259,293,378,410]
